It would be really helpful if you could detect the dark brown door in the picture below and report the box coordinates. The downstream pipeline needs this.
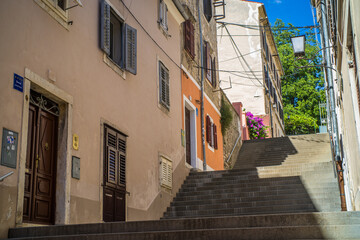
[23,102,58,224]
[103,125,126,222]
[185,108,191,165]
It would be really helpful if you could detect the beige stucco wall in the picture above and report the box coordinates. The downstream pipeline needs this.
[217,1,285,136]
[217,0,265,115]
[0,0,186,237]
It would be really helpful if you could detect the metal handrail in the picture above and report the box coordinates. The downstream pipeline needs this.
[0,171,14,182]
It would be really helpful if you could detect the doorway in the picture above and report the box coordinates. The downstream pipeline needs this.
[103,125,127,222]
[23,90,59,224]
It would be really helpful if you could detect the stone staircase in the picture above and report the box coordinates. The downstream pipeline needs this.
[7,134,360,239]
[163,134,341,218]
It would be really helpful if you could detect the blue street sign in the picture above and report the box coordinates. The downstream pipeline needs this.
[13,73,23,92]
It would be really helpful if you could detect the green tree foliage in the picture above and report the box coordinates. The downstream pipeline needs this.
[272,19,326,135]
[220,97,233,135]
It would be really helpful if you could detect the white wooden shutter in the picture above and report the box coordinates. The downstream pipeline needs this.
[100,0,111,55]
[160,156,172,189]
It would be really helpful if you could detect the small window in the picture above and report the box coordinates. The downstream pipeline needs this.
[204,41,212,82]
[203,0,212,22]
[206,115,218,149]
[159,61,170,109]
[159,0,168,31]
[100,0,137,75]
[184,20,195,58]
[35,0,69,28]
[160,156,172,189]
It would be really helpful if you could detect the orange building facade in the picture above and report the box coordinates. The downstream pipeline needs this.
[181,67,224,171]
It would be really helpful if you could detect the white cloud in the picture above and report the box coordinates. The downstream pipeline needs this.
[274,0,282,3]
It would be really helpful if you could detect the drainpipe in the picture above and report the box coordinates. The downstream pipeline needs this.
[198,0,207,171]
[269,92,274,138]
[319,0,346,210]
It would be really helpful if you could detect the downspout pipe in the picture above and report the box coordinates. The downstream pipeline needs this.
[198,0,207,171]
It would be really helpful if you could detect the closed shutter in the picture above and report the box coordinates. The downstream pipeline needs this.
[105,128,118,185]
[124,24,137,75]
[160,156,172,189]
[206,115,211,143]
[100,0,111,55]
[211,57,216,88]
[213,124,218,149]
[118,135,126,186]
[104,125,127,189]
[190,22,195,57]
[159,62,170,109]
[164,3,168,30]
[206,42,211,80]
[184,20,195,59]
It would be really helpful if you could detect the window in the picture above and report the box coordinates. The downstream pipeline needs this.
[35,0,69,28]
[206,115,218,149]
[159,0,168,31]
[100,0,137,75]
[203,0,212,22]
[204,41,212,82]
[160,156,172,189]
[159,61,170,109]
[211,57,217,88]
[184,20,195,58]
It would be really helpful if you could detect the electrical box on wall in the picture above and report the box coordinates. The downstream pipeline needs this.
[72,156,80,179]
[1,128,18,169]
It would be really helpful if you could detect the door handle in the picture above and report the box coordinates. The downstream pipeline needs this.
[35,155,40,169]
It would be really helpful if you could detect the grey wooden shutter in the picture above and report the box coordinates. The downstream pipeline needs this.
[165,69,170,107]
[124,24,137,75]
[106,128,118,185]
[211,57,216,88]
[100,0,111,55]
[118,134,126,186]
[159,62,170,108]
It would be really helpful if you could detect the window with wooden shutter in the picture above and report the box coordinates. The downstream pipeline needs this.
[100,0,137,75]
[211,57,217,88]
[159,0,168,31]
[160,156,172,189]
[213,124,218,149]
[159,61,170,109]
[206,115,211,143]
[184,20,195,59]
[104,125,127,189]
[206,42,212,81]
[203,0,212,22]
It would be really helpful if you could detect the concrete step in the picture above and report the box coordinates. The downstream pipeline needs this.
[8,225,360,240]
[9,212,360,239]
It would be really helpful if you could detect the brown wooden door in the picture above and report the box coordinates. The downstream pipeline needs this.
[103,125,126,222]
[23,103,58,224]
[185,108,191,165]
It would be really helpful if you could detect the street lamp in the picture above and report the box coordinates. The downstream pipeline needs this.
[290,35,306,57]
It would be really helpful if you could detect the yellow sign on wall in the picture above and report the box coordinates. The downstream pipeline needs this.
[73,134,79,150]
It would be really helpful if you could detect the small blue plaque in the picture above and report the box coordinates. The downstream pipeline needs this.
[13,73,23,92]
[196,108,198,116]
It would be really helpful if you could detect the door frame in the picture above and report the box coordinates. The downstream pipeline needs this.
[183,96,197,168]
[99,119,129,222]
[17,68,73,226]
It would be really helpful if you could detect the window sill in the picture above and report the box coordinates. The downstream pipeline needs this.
[207,143,214,152]
[35,0,69,30]
[158,102,171,116]
[103,54,126,80]
[158,23,171,39]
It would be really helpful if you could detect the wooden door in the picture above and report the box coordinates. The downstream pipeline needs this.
[23,102,58,224]
[185,108,191,165]
[103,125,126,222]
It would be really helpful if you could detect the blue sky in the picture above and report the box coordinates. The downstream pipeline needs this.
[252,0,316,27]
